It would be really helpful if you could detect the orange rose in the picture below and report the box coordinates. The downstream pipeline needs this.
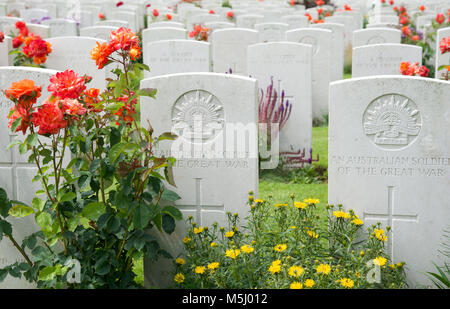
[91,41,113,69]
[5,79,42,108]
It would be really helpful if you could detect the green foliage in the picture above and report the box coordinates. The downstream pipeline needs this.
[172,195,408,289]
[426,227,450,289]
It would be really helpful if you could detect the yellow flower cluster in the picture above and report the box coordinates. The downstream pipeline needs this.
[304,279,315,288]
[294,201,307,209]
[351,218,364,225]
[307,230,319,239]
[225,231,235,238]
[275,203,289,208]
[304,198,320,204]
[333,210,351,219]
[290,282,303,289]
[316,263,331,275]
[373,229,388,242]
[183,237,191,244]
[339,278,354,288]
[175,258,185,265]
[288,265,304,278]
[373,256,387,266]
[193,227,204,234]
[174,273,185,283]
[225,249,240,259]
[274,244,287,252]
[241,245,254,253]
[195,266,206,274]
[268,260,282,274]
[208,262,220,270]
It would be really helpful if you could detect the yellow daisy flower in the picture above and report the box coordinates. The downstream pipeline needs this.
[182,237,191,244]
[316,263,331,275]
[294,201,308,209]
[274,244,287,252]
[290,282,303,289]
[304,198,320,204]
[175,258,185,265]
[194,266,205,274]
[288,265,304,278]
[225,249,240,259]
[208,262,220,270]
[174,273,185,283]
[241,245,254,254]
[373,256,387,267]
[307,230,319,238]
[304,279,315,288]
[193,227,204,234]
[225,231,235,238]
[210,242,217,247]
[339,278,354,288]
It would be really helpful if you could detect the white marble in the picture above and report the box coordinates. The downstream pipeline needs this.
[286,28,332,119]
[254,22,288,42]
[353,28,401,48]
[248,42,313,167]
[211,28,258,75]
[329,76,450,288]
[352,44,423,78]
[140,72,259,288]
[143,39,210,78]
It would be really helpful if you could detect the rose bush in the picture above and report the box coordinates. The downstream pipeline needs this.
[0,28,181,288]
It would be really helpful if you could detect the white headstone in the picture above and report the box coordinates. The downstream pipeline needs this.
[45,36,106,90]
[80,26,118,41]
[142,27,187,47]
[204,21,235,32]
[254,22,288,42]
[0,35,12,66]
[109,11,136,31]
[248,42,313,166]
[143,39,210,78]
[95,20,129,28]
[147,21,184,29]
[286,28,332,119]
[236,14,264,29]
[280,15,309,30]
[353,28,401,48]
[0,16,23,32]
[352,44,423,78]
[140,72,259,288]
[311,22,345,81]
[42,18,78,37]
[19,8,49,23]
[0,66,58,289]
[435,27,450,79]
[211,28,258,75]
[329,76,450,288]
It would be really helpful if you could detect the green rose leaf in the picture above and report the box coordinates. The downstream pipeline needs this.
[162,214,175,235]
[82,202,106,220]
[8,205,34,218]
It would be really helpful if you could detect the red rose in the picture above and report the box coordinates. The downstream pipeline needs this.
[48,70,86,100]
[153,9,159,17]
[440,37,450,54]
[419,5,425,12]
[12,35,24,48]
[209,10,215,14]
[0,32,4,43]
[116,1,124,7]
[436,13,445,24]
[32,100,67,135]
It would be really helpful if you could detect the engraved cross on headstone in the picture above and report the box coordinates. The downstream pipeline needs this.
[275,79,294,105]
[176,178,225,226]
[363,186,419,261]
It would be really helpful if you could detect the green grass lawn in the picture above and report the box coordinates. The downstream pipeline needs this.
[259,126,329,224]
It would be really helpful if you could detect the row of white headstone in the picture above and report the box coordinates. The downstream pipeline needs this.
[0,65,448,289]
